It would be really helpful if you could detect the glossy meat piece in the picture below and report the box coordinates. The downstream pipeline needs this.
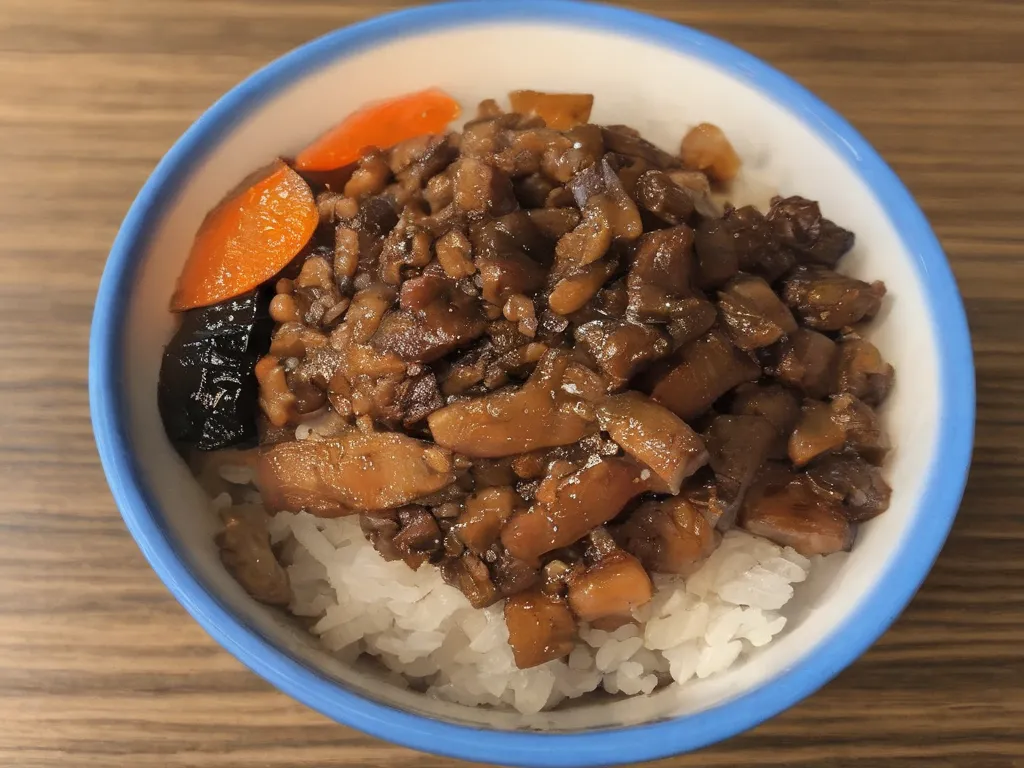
[765,327,837,399]
[452,486,520,555]
[833,334,894,406]
[566,547,653,622]
[694,206,793,287]
[806,452,892,522]
[491,546,541,597]
[257,431,455,515]
[427,350,593,457]
[526,207,581,240]
[665,298,718,350]
[548,258,618,316]
[564,158,643,242]
[781,265,886,331]
[396,370,444,428]
[351,195,400,275]
[788,400,847,467]
[451,157,518,218]
[159,287,273,451]
[626,225,695,322]
[680,123,741,182]
[501,457,651,564]
[615,496,716,575]
[596,391,708,493]
[718,273,798,351]
[441,551,498,608]
[574,319,670,389]
[391,505,444,568]
[703,414,776,529]
[371,275,486,363]
[641,329,761,421]
[634,169,696,225]
[729,383,801,458]
[601,125,679,169]
[215,506,290,606]
[831,393,890,465]
[740,470,853,556]
[504,588,577,669]
[766,195,855,268]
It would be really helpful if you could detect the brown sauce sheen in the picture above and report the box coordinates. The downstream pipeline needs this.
[211,93,895,669]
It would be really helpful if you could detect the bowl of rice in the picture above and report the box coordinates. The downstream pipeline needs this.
[89,1,975,765]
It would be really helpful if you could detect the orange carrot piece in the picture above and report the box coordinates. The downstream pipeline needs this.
[295,88,461,173]
[171,160,317,311]
[508,90,594,130]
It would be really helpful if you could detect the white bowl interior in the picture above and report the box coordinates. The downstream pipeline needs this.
[121,21,939,730]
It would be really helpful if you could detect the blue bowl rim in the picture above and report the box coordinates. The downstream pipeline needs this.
[89,1,976,766]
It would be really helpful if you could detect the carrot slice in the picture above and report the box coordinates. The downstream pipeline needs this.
[508,90,594,130]
[171,160,317,311]
[294,88,461,172]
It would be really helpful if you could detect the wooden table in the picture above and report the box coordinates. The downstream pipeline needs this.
[1,1,1021,765]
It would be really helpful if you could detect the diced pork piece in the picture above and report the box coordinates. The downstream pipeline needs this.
[765,328,837,399]
[641,330,761,421]
[504,588,577,668]
[718,273,799,350]
[833,333,894,406]
[615,496,716,575]
[257,431,455,516]
[805,452,892,522]
[781,265,886,331]
[501,457,651,564]
[766,195,855,268]
[596,391,707,493]
[702,414,777,529]
[427,350,594,458]
[740,469,854,556]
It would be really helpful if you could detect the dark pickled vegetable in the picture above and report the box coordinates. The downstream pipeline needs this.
[158,287,273,451]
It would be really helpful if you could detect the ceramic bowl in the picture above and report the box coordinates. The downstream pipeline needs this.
[90,2,975,765]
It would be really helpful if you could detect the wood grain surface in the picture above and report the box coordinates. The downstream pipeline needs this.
[0,0,1021,766]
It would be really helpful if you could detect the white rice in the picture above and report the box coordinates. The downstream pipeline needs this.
[261,507,813,715]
